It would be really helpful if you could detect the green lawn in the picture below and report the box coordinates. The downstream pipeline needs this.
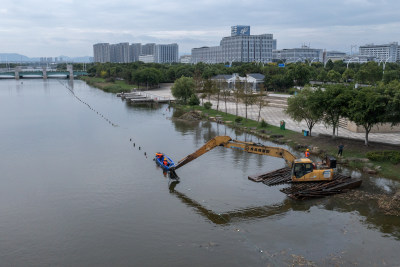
[80,77,135,93]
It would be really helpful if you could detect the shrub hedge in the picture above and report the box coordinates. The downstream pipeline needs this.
[366,151,400,164]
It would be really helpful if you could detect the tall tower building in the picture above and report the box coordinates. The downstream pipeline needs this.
[155,43,179,63]
[129,43,142,62]
[141,43,156,56]
[112,42,130,63]
[191,26,274,64]
[93,43,110,63]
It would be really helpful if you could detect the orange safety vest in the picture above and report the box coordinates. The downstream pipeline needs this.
[163,160,168,166]
[305,151,310,158]
[156,153,163,159]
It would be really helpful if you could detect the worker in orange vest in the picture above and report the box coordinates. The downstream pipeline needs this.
[305,149,310,158]
[156,153,163,159]
[163,158,169,166]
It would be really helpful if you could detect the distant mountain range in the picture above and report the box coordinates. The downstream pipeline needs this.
[0,53,92,63]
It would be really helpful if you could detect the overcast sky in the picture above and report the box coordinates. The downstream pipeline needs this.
[0,0,399,57]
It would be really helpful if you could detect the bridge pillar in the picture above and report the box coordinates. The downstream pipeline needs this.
[67,64,73,80]
[15,67,21,80]
[42,67,47,79]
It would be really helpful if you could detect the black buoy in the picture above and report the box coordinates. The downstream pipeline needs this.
[130,138,132,141]
[133,143,135,147]
[139,147,141,150]
[144,152,147,156]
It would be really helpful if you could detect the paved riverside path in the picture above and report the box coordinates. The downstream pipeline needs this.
[143,88,400,145]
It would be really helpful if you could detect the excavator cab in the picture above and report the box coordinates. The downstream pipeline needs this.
[291,158,334,182]
[292,160,314,179]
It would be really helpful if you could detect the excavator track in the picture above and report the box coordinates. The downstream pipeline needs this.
[249,169,362,200]
[248,167,292,185]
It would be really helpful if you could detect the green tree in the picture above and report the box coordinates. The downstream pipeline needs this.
[188,94,200,106]
[316,69,328,83]
[289,64,311,86]
[327,70,341,83]
[285,87,324,136]
[320,85,352,138]
[220,81,230,114]
[241,82,257,121]
[234,78,244,116]
[132,68,162,89]
[355,62,382,85]
[347,86,388,146]
[171,76,195,104]
[383,70,400,84]
[325,59,334,71]
[202,79,214,101]
[256,83,267,123]
[381,81,400,125]
[342,68,355,82]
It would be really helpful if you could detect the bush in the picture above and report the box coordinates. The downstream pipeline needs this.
[366,151,400,165]
[235,117,243,123]
[106,77,115,83]
[204,102,212,109]
[260,119,268,128]
[188,94,200,106]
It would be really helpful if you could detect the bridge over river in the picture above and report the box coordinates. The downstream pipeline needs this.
[0,65,87,79]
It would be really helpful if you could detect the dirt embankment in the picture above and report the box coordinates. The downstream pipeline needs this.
[178,110,203,121]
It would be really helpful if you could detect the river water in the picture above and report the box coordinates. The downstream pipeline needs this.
[1,79,399,266]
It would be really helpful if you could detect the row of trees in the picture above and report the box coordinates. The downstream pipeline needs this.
[78,60,400,93]
[172,76,268,123]
[286,81,400,145]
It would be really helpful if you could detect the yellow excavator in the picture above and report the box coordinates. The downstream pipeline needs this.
[170,136,336,182]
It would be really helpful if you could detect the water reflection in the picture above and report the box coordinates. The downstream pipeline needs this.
[169,180,304,225]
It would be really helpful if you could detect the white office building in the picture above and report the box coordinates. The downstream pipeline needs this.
[139,55,155,63]
[325,51,347,62]
[359,42,398,62]
[180,55,192,64]
[273,45,323,63]
[191,26,275,64]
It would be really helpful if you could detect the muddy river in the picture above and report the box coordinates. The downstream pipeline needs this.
[0,79,399,266]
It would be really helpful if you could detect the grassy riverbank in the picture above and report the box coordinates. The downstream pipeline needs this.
[80,76,134,93]
[176,104,400,180]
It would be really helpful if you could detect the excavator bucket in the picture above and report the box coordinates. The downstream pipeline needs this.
[169,168,179,179]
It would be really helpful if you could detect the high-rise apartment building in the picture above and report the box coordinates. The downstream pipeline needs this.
[191,26,275,64]
[93,42,178,63]
[129,43,142,62]
[359,42,398,62]
[141,43,156,56]
[111,42,129,63]
[155,43,179,63]
[93,43,110,63]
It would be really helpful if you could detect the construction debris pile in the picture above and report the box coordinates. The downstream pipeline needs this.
[249,168,362,200]
[179,111,203,121]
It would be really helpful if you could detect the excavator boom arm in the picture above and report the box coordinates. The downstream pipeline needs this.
[172,136,297,171]
[173,136,232,170]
